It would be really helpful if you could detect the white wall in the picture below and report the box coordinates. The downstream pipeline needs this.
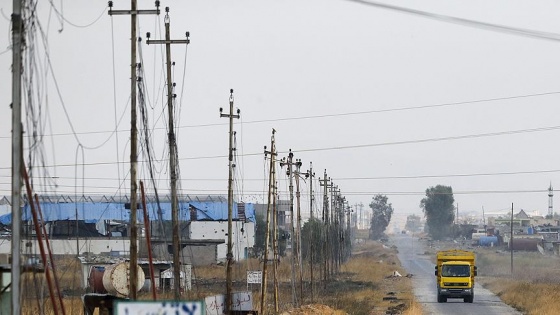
[0,205,9,217]
[0,238,130,256]
[189,221,255,261]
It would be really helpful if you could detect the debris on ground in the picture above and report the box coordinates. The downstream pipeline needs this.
[280,304,348,315]
[386,303,407,315]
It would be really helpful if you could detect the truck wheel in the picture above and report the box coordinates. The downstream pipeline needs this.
[437,294,443,303]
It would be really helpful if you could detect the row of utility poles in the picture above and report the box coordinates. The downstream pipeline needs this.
[110,0,191,304]
[10,1,356,314]
[259,129,354,313]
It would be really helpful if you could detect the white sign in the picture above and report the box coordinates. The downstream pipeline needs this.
[247,271,262,284]
[205,291,253,315]
[116,301,204,315]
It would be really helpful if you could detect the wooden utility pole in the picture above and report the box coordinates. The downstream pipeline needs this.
[11,0,23,313]
[146,8,190,299]
[260,130,277,314]
[108,0,160,300]
[220,89,240,313]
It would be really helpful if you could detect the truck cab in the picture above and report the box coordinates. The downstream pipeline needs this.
[435,250,477,303]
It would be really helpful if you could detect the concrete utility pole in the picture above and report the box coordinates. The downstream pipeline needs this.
[261,129,277,314]
[108,0,160,300]
[280,150,299,307]
[346,203,352,260]
[335,191,343,272]
[307,163,315,220]
[510,203,514,275]
[300,162,315,301]
[272,178,279,313]
[146,8,189,299]
[294,159,304,301]
[319,171,330,285]
[456,203,459,239]
[329,184,337,275]
[548,183,554,217]
[359,202,364,229]
[220,89,240,314]
[139,181,157,300]
[356,203,363,229]
[11,1,23,313]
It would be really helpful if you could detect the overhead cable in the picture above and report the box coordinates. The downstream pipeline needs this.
[345,0,560,42]
[1,91,557,140]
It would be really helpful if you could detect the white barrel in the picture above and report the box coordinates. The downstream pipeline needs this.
[102,262,145,297]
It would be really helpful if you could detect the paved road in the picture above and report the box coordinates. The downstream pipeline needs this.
[392,234,523,315]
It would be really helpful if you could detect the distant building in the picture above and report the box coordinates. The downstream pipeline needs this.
[0,194,256,265]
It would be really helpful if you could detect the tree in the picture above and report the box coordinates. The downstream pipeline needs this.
[369,194,394,240]
[253,212,267,257]
[420,185,455,240]
[254,212,287,257]
[301,218,324,264]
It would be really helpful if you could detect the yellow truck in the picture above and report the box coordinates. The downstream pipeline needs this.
[434,249,477,303]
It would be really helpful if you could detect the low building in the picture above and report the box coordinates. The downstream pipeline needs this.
[0,195,256,267]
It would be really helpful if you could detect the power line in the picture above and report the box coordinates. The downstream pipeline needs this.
[340,189,550,196]
[2,167,560,181]
[344,0,560,42]
[0,91,557,140]
[228,91,560,126]
[293,125,560,154]
[0,124,559,170]
[331,169,560,180]
[0,187,549,197]
[47,1,108,29]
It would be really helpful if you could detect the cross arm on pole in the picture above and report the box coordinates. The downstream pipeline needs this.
[108,0,161,16]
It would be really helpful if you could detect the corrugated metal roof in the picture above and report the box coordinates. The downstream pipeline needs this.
[0,200,255,225]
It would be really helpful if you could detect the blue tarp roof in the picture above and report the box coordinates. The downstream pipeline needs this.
[0,201,255,225]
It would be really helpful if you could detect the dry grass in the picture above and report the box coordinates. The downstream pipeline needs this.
[20,241,421,315]
[331,241,419,315]
[476,247,560,315]
[20,256,84,315]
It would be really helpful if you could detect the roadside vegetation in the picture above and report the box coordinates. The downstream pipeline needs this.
[476,247,560,315]
[21,238,421,314]
[194,238,421,315]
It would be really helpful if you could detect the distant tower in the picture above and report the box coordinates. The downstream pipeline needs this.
[548,183,554,217]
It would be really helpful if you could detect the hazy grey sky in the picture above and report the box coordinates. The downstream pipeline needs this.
[2,0,560,223]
